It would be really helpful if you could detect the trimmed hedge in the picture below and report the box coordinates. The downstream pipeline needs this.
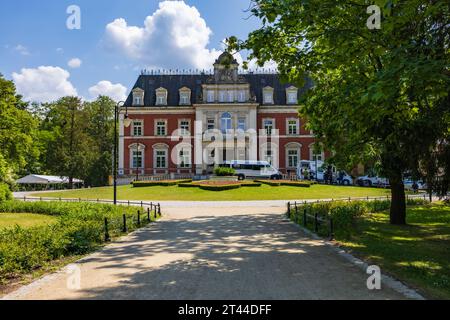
[0,183,12,202]
[240,182,262,187]
[198,184,241,191]
[255,180,312,188]
[0,201,157,283]
[133,179,192,187]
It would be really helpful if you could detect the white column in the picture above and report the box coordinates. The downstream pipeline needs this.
[194,109,204,174]
[248,108,258,161]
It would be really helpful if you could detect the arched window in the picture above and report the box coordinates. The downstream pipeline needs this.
[221,112,232,133]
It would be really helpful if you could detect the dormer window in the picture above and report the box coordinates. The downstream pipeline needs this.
[132,88,144,106]
[155,87,168,106]
[263,86,274,104]
[286,86,298,104]
[179,87,191,105]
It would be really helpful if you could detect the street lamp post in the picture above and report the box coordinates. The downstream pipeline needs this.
[114,101,132,205]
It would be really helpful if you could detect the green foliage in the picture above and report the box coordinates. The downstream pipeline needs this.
[198,184,241,191]
[0,74,39,183]
[290,198,430,238]
[133,180,192,187]
[0,183,12,202]
[231,0,450,224]
[214,167,236,176]
[255,180,312,187]
[0,201,157,282]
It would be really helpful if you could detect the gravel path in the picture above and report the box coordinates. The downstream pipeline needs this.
[2,204,407,300]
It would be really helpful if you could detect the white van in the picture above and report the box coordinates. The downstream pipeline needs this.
[221,160,282,180]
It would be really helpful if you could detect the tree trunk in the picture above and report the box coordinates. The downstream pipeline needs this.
[390,179,406,225]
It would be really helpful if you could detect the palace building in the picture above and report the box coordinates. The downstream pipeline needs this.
[119,52,325,177]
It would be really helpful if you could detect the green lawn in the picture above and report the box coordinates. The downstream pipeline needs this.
[336,204,450,299]
[0,213,57,229]
[33,184,392,201]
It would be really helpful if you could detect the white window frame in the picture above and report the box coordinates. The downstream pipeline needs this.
[263,87,274,104]
[155,88,168,106]
[133,96,142,106]
[263,118,275,136]
[310,145,325,162]
[207,90,215,103]
[238,90,246,102]
[154,149,168,169]
[286,86,298,105]
[179,119,190,136]
[129,144,146,169]
[155,120,167,136]
[287,148,299,168]
[286,118,299,136]
[221,112,233,134]
[132,120,144,137]
[219,90,226,103]
[179,88,191,105]
[237,117,246,131]
[178,148,191,169]
[227,90,234,103]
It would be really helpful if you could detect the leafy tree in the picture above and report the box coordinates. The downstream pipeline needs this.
[40,97,94,188]
[84,96,115,187]
[229,0,450,224]
[0,73,39,184]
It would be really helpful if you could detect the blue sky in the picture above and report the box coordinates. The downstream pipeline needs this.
[0,0,262,102]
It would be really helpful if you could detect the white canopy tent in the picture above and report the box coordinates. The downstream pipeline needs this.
[16,175,84,191]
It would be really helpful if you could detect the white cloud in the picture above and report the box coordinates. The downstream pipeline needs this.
[68,58,82,68]
[56,48,64,54]
[14,44,30,56]
[104,0,221,69]
[88,81,127,102]
[12,66,77,103]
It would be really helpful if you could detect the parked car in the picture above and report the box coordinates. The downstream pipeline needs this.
[221,160,282,180]
[356,175,389,187]
[403,179,426,191]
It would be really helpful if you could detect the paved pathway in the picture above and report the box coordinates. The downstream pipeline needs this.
[4,205,406,300]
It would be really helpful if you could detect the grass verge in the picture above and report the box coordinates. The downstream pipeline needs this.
[290,202,450,299]
[0,200,158,290]
[32,184,392,201]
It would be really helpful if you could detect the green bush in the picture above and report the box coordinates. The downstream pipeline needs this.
[255,180,311,187]
[214,167,236,177]
[240,182,262,187]
[178,182,200,188]
[199,184,241,191]
[133,179,192,187]
[289,198,431,238]
[0,201,158,283]
[0,183,12,202]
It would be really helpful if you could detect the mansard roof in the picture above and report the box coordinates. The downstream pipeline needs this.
[124,72,312,107]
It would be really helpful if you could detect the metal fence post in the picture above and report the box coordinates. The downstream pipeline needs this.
[295,204,299,222]
[329,218,334,240]
[137,210,141,227]
[122,214,127,233]
[158,204,161,217]
[104,218,111,242]
[303,209,307,227]
[314,213,319,233]
[287,202,291,217]
[147,207,151,222]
